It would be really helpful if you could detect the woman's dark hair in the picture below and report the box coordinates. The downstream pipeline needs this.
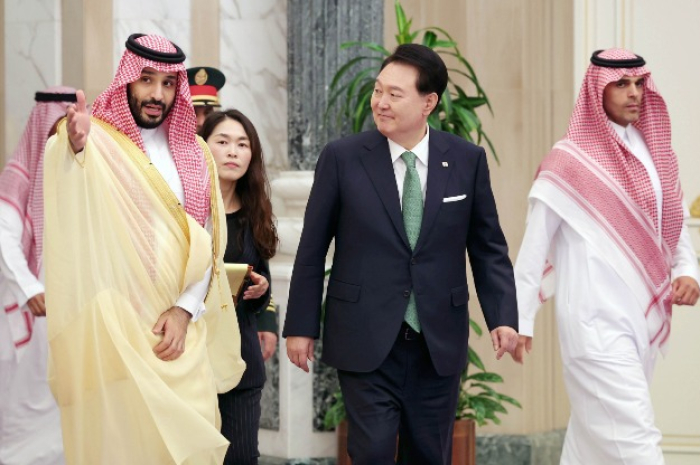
[200,109,278,259]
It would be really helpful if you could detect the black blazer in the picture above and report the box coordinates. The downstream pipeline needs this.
[224,211,272,390]
[283,129,517,376]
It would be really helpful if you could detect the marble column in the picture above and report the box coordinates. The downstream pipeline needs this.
[259,0,383,460]
[219,0,288,178]
[287,0,384,171]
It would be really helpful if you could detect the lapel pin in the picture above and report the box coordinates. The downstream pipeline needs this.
[442,162,449,168]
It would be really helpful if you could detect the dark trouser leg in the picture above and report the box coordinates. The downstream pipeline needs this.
[218,387,263,465]
[395,334,460,465]
[338,324,461,465]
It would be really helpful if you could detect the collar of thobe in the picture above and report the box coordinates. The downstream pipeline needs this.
[388,125,430,167]
[609,120,637,150]
[139,123,169,157]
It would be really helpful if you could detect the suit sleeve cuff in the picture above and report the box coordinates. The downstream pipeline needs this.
[256,308,278,333]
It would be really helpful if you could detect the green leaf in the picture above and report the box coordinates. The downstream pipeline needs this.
[424,25,457,43]
[496,393,523,408]
[440,88,453,120]
[467,346,485,371]
[472,400,486,424]
[441,52,492,113]
[446,69,483,94]
[344,67,377,109]
[323,390,346,430]
[329,56,380,91]
[427,112,441,130]
[471,396,508,414]
[422,31,437,48]
[479,130,499,165]
[352,87,374,133]
[470,382,497,395]
[395,0,407,31]
[433,39,457,49]
[466,371,504,383]
[452,84,488,109]
[468,318,483,336]
[453,106,479,133]
[340,41,391,56]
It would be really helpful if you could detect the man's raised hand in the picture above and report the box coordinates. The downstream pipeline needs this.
[66,90,90,153]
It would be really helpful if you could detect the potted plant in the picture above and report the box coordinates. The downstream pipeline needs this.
[321,2,520,464]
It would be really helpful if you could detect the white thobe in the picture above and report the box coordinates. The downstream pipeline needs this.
[0,204,64,465]
[515,124,700,465]
[140,125,212,321]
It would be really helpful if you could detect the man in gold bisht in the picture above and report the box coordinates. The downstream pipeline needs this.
[42,33,246,464]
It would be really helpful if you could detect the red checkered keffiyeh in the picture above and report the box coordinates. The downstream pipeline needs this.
[536,48,684,353]
[91,34,210,226]
[0,87,76,276]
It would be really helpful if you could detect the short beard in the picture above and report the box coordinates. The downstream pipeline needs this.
[128,91,173,129]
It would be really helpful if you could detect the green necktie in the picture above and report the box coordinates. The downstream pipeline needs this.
[401,151,422,332]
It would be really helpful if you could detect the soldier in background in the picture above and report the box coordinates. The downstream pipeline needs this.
[187,66,226,132]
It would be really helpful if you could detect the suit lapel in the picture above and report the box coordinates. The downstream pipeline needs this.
[360,132,411,249]
[415,129,453,253]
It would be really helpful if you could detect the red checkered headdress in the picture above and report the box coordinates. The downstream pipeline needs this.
[91,34,210,226]
[0,87,77,275]
[564,48,683,252]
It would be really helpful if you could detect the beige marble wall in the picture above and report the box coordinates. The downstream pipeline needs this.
[628,0,700,210]
[191,0,219,66]
[62,0,113,103]
[218,0,288,177]
[384,0,573,435]
[4,0,63,160]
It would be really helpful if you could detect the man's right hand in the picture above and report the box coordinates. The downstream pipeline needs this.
[27,293,46,317]
[286,336,315,373]
[66,89,90,153]
[512,335,533,364]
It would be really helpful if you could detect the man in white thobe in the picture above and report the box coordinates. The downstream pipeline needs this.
[0,88,76,465]
[513,48,700,464]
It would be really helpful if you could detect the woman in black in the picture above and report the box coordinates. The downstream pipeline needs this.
[201,109,278,465]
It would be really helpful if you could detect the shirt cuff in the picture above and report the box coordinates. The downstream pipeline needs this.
[175,295,206,322]
[518,317,535,337]
[17,282,45,309]
[671,270,700,285]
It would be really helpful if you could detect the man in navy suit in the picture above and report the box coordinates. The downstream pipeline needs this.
[284,44,518,465]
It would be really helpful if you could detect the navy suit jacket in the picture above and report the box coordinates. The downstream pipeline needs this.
[283,128,517,376]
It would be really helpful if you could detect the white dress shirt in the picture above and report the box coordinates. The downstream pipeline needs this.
[388,126,430,207]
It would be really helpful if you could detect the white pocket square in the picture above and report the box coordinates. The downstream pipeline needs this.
[443,194,467,203]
